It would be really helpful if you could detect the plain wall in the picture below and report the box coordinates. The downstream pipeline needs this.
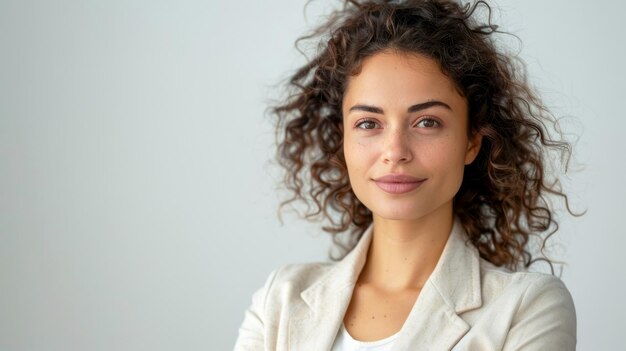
[0,0,623,350]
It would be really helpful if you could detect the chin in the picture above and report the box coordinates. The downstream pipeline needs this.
[369,204,427,221]
[366,195,454,223]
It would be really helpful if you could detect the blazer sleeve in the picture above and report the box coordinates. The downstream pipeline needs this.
[502,275,577,351]
[233,268,279,351]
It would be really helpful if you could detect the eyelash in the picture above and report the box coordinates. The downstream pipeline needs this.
[355,117,441,129]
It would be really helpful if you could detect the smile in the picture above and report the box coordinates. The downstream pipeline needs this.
[373,174,427,194]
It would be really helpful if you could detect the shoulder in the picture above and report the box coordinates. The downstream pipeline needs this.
[249,260,337,310]
[478,259,575,308]
[235,261,334,349]
[262,261,336,295]
[469,259,577,349]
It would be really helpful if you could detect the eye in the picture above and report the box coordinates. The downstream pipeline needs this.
[355,119,380,130]
[415,118,440,128]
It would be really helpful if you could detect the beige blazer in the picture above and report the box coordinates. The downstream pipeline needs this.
[234,218,576,350]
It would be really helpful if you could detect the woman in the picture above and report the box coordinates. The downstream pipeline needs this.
[235,0,579,350]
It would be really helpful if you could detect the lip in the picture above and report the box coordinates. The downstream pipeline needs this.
[373,174,427,194]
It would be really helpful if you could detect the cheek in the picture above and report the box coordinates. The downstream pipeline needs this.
[343,137,379,196]
[343,136,357,175]
[422,138,467,173]
[344,135,372,168]
[344,142,366,177]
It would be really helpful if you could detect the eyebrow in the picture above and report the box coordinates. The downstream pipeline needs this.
[348,100,452,114]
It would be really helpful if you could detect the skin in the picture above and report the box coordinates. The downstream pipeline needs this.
[340,49,482,341]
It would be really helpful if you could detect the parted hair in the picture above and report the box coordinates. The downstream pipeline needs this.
[272,0,579,271]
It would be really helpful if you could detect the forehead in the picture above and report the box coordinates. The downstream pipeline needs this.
[342,50,465,112]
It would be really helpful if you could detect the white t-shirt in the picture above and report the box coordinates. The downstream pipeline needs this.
[330,323,399,351]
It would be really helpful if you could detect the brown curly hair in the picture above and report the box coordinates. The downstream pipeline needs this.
[272,0,581,271]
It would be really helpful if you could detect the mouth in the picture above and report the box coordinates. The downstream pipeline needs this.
[373,174,427,194]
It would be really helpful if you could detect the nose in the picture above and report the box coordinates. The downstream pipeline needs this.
[382,128,413,164]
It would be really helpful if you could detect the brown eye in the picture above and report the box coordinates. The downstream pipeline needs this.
[356,119,379,129]
[416,118,440,128]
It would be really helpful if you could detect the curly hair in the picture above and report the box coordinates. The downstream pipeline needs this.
[272,0,580,271]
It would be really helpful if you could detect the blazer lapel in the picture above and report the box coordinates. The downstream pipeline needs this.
[287,225,375,350]
[391,280,470,350]
[393,217,483,350]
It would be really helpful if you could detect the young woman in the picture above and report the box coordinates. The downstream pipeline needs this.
[235,0,579,349]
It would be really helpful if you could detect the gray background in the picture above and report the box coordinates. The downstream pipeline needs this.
[0,0,623,350]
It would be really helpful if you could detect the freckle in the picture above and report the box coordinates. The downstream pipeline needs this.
[350,323,354,327]
[384,314,387,318]
[372,316,375,319]
[385,269,389,273]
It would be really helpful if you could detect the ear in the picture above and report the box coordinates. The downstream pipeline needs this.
[464,131,483,165]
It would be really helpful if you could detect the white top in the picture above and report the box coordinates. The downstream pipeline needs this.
[330,323,399,351]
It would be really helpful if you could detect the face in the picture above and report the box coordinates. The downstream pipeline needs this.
[341,50,482,222]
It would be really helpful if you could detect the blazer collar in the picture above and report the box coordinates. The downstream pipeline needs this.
[289,217,482,350]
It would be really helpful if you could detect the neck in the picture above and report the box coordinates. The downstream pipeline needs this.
[359,203,454,292]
